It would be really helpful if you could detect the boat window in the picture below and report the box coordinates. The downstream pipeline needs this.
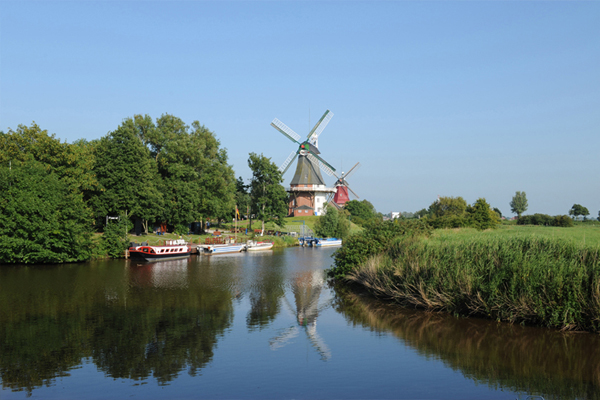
[143,248,148,253]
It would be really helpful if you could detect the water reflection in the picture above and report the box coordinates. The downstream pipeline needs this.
[129,259,190,289]
[335,288,600,400]
[270,269,332,361]
[0,259,235,393]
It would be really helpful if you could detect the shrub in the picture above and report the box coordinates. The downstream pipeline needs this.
[329,219,432,280]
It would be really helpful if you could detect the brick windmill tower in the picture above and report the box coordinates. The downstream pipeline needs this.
[271,110,337,217]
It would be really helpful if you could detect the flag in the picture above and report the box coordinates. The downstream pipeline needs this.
[236,205,240,219]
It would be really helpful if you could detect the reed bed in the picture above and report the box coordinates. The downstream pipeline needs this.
[348,236,600,331]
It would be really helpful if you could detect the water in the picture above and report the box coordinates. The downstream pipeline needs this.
[1,247,599,399]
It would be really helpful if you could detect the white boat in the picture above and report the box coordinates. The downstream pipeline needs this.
[245,240,274,251]
[312,238,342,247]
[198,243,245,255]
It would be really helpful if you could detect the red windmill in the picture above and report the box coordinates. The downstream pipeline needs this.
[332,162,361,207]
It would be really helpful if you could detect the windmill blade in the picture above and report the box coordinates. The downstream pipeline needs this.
[280,150,298,175]
[347,185,360,199]
[307,153,336,177]
[343,162,361,180]
[271,118,301,143]
[307,110,333,141]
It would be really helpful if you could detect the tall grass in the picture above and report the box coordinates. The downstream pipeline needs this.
[348,235,600,331]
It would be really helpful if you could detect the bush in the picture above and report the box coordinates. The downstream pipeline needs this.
[328,219,432,280]
[518,214,574,227]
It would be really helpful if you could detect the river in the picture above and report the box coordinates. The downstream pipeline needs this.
[1,247,599,399]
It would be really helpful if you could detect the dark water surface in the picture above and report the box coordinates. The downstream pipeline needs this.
[1,247,599,399]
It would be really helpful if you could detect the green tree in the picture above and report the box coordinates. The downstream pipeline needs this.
[0,123,98,199]
[248,153,288,234]
[510,191,528,219]
[100,213,132,258]
[315,206,351,239]
[0,161,93,263]
[235,176,251,219]
[427,196,468,228]
[467,198,500,230]
[569,204,590,221]
[91,118,164,233]
[144,115,235,227]
[493,207,503,219]
[345,199,380,226]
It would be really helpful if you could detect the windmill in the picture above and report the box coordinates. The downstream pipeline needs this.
[270,110,337,216]
[332,162,361,207]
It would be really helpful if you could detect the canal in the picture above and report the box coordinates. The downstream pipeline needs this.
[1,247,599,399]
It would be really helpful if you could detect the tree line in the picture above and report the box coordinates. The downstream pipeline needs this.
[0,116,288,263]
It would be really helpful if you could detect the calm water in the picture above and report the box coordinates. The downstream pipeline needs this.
[1,247,599,399]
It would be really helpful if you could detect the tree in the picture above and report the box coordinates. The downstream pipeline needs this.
[235,176,251,219]
[91,118,164,233]
[510,191,528,219]
[427,196,468,228]
[100,212,132,258]
[0,161,93,263]
[493,207,503,219]
[569,204,590,221]
[146,115,235,228]
[0,123,98,200]
[314,206,351,239]
[344,199,380,226]
[248,153,288,234]
[467,198,500,230]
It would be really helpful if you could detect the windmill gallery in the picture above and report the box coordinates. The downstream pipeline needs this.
[270,110,360,217]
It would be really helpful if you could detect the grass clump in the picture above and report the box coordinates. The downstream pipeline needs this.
[347,235,600,331]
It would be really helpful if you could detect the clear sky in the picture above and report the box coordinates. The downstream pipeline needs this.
[1,1,598,218]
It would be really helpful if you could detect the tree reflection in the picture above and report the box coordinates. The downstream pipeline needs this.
[0,260,235,393]
[270,270,332,361]
[335,287,600,400]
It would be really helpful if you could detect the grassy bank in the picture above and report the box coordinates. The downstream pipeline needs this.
[347,234,600,331]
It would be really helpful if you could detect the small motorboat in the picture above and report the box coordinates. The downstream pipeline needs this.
[199,243,246,255]
[245,240,274,252]
[311,238,342,247]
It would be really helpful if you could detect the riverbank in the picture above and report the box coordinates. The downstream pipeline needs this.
[124,231,299,249]
[331,222,600,332]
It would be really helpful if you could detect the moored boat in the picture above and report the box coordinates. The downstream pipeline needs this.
[245,240,274,251]
[312,238,342,247]
[128,239,191,262]
[198,243,246,255]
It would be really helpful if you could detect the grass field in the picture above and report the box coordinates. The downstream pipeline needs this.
[432,224,600,248]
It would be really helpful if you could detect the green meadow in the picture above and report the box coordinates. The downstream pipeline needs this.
[432,223,600,248]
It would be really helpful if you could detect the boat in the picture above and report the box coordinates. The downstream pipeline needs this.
[128,239,191,262]
[245,240,274,252]
[198,242,246,255]
[311,238,342,247]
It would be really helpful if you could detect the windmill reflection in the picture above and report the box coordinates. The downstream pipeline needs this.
[270,270,332,361]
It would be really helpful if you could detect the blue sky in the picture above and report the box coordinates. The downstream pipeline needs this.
[1,1,598,217]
